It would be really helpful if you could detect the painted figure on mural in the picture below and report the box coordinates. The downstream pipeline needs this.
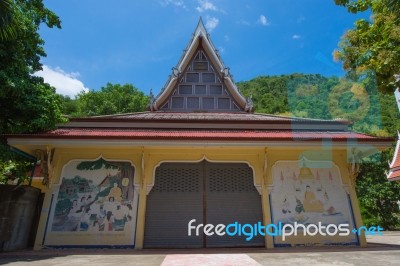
[90,220,100,232]
[97,205,106,231]
[303,185,324,212]
[323,191,337,215]
[106,211,114,231]
[79,207,91,231]
[293,172,301,192]
[108,182,123,202]
[113,205,127,231]
[70,199,79,214]
[281,197,292,214]
[295,198,305,214]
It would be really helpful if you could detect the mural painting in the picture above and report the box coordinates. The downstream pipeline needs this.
[270,159,357,245]
[47,157,137,246]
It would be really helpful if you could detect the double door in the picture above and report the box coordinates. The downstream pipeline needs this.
[144,161,264,248]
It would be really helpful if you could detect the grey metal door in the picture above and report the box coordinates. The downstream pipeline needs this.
[144,163,203,248]
[205,163,264,247]
[144,161,264,248]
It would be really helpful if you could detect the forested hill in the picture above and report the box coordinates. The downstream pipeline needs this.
[237,74,400,137]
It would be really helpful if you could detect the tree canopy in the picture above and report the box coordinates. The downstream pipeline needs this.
[237,73,400,136]
[0,0,65,135]
[0,0,16,40]
[333,0,400,92]
[0,0,64,184]
[356,150,400,230]
[59,83,149,117]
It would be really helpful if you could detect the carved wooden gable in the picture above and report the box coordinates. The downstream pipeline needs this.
[159,45,241,112]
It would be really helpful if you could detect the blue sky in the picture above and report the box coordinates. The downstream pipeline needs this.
[36,0,369,98]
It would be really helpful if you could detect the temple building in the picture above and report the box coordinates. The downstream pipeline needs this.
[7,19,393,249]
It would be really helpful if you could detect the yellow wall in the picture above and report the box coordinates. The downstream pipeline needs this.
[31,178,47,192]
[32,145,366,250]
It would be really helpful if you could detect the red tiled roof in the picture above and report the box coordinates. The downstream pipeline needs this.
[7,128,392,142]
[390,154,400,169]
[387,169,400,181]
[71,112,351,124]
[387,137,400,181]
[389,139,400,169]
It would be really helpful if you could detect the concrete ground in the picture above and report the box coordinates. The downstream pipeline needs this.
[0,232,399,266]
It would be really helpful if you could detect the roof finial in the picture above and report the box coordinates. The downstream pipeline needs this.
[245,94,254,112]
[222,67,230,77]
[172,67,180,78]
[196,16,208,35]
[199,16,204,25]
[149,89,155,111]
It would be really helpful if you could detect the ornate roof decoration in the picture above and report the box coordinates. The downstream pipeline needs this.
[387,131,400,181]
[245,95,254,112]
[150,18,249,112]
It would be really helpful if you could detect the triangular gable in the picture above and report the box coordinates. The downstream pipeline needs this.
[150,18,249,112]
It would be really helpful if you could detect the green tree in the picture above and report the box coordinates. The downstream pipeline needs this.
[74,83,148,116]
[0,0,64,184]
[0,0,64,134]
[0,159,31,184]
[334,0,400,228]
[0,0,17,40]
[356,150,400,230]
[58,94,79,116]
[333,0,400,92]
[334,0,400,14]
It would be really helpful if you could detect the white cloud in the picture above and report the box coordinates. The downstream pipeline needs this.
[160,0,186,9]
[196,0,217,12]
[292,34,301,39]
[35,65,89,98]
[237,19,250,26]
[205,16,219,32]
[258,15,270,26]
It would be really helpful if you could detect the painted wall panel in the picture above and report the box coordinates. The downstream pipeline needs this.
[270,159,357,246]
[43,157,138,247]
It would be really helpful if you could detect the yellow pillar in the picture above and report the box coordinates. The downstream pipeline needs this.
[260,149,274,249]
[135,186,148,248]
[261,186,274,248]
[345,156,367,247]
[347,184,367,247]
[33,188,51,250]
[135,151,149,249]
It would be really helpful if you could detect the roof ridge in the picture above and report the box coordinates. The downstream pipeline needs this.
[252,112,351,124]
[76,111,152,119]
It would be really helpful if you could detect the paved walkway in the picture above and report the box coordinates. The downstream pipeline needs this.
[0,232,399,266]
